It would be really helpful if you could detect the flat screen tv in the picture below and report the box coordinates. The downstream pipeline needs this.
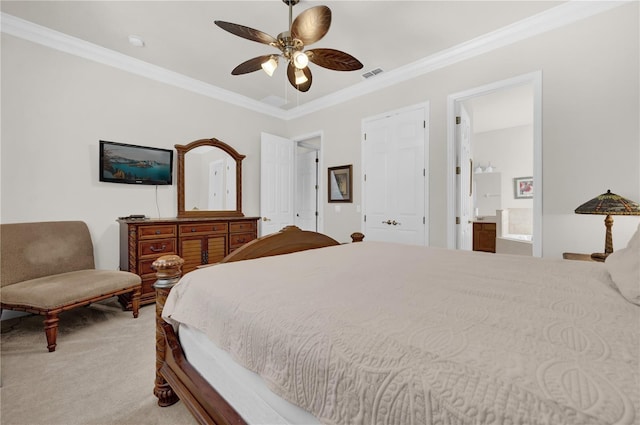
[99,140,173,185]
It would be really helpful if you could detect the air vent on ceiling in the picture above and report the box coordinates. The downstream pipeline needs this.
[362,68,384,79]
[260,95,288,107]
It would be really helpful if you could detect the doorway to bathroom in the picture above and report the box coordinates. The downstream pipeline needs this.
[447,72,542,257]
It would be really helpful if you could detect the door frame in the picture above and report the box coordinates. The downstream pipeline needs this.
[260,131,324,236]
[446,71,542,256]
[293,131,324,234]
[456,103,473,250]
[361,102,430,245]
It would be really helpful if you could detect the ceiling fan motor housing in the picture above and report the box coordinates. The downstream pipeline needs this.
[277,31,304,61]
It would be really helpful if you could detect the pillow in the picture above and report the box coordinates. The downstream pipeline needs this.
[606,223,640,305]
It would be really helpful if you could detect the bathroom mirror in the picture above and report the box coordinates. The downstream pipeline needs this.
[176,138,245,218]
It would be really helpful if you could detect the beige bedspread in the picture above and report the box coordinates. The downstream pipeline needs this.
[163,242,639,425]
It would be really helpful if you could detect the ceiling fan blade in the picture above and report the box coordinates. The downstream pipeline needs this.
[231,55,274,75]
[291,6,331,45]
[287,64,312,92]
[214,20,277,45]
[306,48,363,71]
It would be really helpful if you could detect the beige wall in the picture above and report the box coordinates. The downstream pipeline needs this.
[2,2,639,269]
[1,35,284,269]
[285,3,640,257]
[472,125,534,211]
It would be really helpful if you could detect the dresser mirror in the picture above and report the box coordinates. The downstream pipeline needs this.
[176,138,245,218]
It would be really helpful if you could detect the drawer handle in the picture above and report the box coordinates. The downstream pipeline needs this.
[191,228,196,232]
[150,244,167,253]
[237,237,245,243]
[155,230,161,235]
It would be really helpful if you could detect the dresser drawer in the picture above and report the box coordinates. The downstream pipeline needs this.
[138,225,177,239]
[179,222,228,236]
[138,258,161,276]
[477,223,496,231]
[139,238,176,258]
[229,232,256,250]
[229,221,257,233]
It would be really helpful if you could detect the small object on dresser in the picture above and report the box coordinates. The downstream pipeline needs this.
[118,214,147,220]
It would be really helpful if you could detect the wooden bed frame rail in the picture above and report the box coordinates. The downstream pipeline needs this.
[152,226,364,425]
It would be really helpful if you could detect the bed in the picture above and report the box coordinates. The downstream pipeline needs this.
[152,225,640,425]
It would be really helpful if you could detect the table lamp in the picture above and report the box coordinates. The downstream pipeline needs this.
[575,189,640,261]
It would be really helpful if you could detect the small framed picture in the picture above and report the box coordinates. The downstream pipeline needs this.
[514,176,533,199]
[328,165,352,203]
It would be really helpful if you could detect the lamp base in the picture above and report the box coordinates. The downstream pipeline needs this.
[590,252,608,262]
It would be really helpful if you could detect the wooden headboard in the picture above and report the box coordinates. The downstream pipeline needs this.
[219,225,340,263]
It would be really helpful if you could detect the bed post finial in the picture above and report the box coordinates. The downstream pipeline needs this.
[351,232,365,243]
[152,254,184,407]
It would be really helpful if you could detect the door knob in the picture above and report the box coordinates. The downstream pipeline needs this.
[262,217,271,222]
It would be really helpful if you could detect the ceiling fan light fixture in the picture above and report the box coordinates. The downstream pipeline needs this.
[261,56,279,76]
[294,68,308,85]
[292,51,309,69]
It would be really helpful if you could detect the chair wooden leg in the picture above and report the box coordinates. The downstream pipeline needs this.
[131,286,141,318]
[44,313,59,352]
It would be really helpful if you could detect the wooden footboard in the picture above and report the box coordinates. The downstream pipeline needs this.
[152,226,363,424]
[161,321,245,425]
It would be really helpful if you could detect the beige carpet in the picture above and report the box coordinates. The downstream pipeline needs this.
[1,299,195,425]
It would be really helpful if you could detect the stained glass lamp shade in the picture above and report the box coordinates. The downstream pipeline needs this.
[575,190,640,260]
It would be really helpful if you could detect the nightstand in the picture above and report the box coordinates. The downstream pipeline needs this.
[562,252,605,262]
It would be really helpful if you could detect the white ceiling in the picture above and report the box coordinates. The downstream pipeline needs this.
[464,83,534,133]
[2,0,567,113]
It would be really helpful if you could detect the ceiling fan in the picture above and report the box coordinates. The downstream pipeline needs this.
[214,0,363,92]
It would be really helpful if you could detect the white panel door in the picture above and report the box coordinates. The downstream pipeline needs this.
[456,105,473,250]
[363,116,393,242]
[363,107,426,245]
[295,149,318,232]
[260,133,294,236]
[393,108,426,245]
[225,159,236,210]
[208,160,224,210]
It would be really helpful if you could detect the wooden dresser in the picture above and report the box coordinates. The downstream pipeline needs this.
[117,216,259,307]
[473,221,496,253]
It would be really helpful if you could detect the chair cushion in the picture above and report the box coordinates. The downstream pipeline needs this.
[1,221,96,287]
[0,270,141,310]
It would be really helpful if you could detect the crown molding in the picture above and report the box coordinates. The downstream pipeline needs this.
[285,0,632,119]
[1,1,631,121]
[0,12,289,120]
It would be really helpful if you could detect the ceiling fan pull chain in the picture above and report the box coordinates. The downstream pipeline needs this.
[288,1,293,31]
[284,70,288,104]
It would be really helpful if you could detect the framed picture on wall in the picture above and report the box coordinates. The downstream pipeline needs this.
[514,176,533,199]
[328,165,353,203]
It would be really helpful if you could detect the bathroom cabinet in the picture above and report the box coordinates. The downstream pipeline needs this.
[473,222,496,253]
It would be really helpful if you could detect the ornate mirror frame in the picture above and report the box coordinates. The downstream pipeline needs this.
[176,138,245,218]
